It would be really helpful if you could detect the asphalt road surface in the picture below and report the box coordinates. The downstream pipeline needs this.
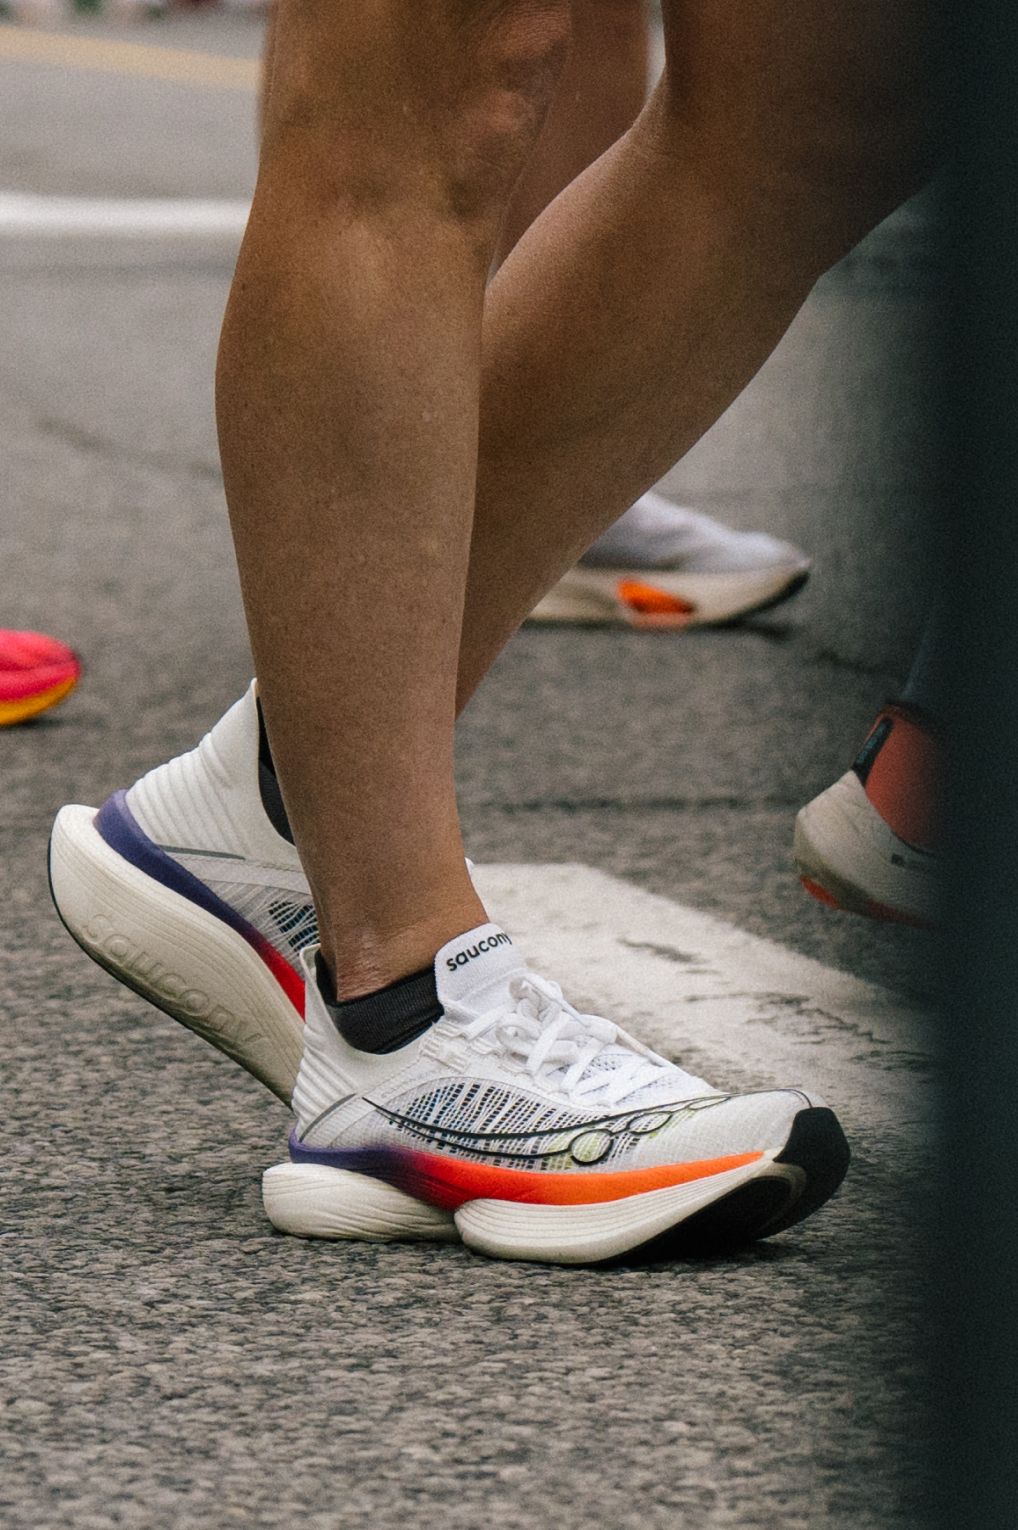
[3,17,942,1530]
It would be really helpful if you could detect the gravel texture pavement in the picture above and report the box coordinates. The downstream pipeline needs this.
[2,19,941,1527]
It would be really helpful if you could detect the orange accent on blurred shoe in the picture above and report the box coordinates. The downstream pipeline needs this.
[528,495,811,629]
[799,875,842,911]
[0,629,82,725]
[615,580,696,628]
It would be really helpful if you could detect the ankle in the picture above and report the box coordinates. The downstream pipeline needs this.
[319,895,488,1000]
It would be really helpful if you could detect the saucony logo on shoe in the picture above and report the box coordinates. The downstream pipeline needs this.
[445,931,514,970]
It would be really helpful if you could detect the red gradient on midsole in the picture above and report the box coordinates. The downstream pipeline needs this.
[386,1148,765,1209]
[95,790,307,1020]
[251,933,305,1016]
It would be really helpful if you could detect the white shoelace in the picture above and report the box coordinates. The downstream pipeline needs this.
[459,974,710,1109]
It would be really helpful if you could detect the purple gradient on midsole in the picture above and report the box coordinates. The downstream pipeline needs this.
[95,788,285,965]
[287,1133,522,1213]
[290,1131,394,1177]
[288,1131,425,1194]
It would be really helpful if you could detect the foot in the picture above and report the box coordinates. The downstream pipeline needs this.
[49,683,312,1101]
[527,491,811,629]
[794,702,940,926]
[263,924,850,1266]
[0,628,81,725]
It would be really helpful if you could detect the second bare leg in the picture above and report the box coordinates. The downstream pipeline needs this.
[459,1,935,703]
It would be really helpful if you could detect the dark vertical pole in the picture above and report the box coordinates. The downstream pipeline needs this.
[939,4,1018,1525]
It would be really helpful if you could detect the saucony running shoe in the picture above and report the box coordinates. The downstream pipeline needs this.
[263,925,850,1265]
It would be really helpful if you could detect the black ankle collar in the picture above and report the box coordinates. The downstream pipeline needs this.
[317,952,443,1054]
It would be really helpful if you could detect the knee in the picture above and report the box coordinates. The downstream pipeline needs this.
[445,0,574,218]
[263,0,572,233]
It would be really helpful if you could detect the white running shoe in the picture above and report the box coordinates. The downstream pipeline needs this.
[794,703,940,927]
[49,684,312,1102]
[263,926,850,1265]
[528,490,811,628]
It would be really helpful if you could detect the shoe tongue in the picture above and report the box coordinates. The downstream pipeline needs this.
[435,923,526,1016]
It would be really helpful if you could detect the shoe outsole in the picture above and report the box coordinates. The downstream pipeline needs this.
[48,804,302,1103]
[619,1105,850,1260]
[263,1106,849,1267]
[769,1104,852,1230]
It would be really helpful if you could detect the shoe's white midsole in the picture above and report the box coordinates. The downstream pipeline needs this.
[528,562,807,628]
[261,1153,799,1265]
[794,771,938,924]
[49,803,303,1103]
[263,1163,459,1243]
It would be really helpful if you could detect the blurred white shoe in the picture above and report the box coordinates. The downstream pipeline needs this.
[795,702,940,927]
[528,490,811,629]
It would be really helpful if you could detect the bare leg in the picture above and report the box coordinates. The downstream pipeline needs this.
[460,2,934,703]
[227,1,931,995]
[247,3,930,721]
[218,1,570,994]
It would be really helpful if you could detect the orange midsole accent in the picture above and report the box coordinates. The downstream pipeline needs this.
[616,578,696,617]
[800,874,843,911]
[0,676,77,726]
[407,1148,765,1208]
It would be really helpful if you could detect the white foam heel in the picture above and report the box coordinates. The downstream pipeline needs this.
[49,804,304,1102]
[262,1163,458,1243]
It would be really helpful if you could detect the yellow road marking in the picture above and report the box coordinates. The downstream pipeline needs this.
[0,26,258,91]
